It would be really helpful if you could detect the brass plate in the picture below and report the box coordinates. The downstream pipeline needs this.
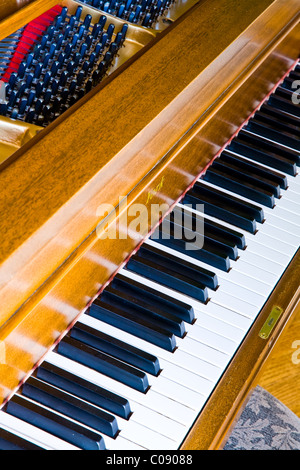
[259,306,283,339]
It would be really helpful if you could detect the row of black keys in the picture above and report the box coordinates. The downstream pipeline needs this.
[2,271,196,450]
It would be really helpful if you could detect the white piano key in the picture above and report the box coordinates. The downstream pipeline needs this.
[128,402,188,443]
[179,323,238,357]
[247,230,297,257]
[176,334,231,368]
[276,195,300,215]
[263,212,300,238]
[231,259,280,287]
[234,250,285,277]
[194,302,252,331]
[285,185,300,204]
[191,309,245,343]
[118,420,179,450]
[0,410,79,450]
[106,437,146,450]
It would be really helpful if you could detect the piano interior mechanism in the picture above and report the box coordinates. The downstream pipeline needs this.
[0,0,299,450]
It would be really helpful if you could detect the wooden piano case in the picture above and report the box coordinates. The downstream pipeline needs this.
[0,0,299,449]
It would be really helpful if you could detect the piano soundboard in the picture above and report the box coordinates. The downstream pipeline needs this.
[0,0,299,452]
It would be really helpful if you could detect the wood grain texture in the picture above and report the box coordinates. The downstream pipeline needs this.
[258,303,300,418]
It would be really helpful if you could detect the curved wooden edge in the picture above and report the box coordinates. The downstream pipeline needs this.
[180,250,300,450]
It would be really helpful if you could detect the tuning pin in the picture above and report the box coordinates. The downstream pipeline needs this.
[120,23,128,41]
[25,72,34,88]
[51,79,59,94]
[25,53,34,69]
[80,43,88,58]
[63,25,72,40]
[43,71,51,88]
[106,23,115,40]
[83,14,92,30]
[78,25,86,40]
[101,32,108,46]
[59,70,68,87]
[61,7,68,21]
[27,90,36,106]
[98,15,107,29]
[33,62,43,79]
[42,53,51,69]
[17,62,26,79]
[8,72,17,88]
[76,70,85,86]
[117,4,125,17]
[103,51,113,67]
[128,12,135,22]
[18,97,28,115]
[103,2,110,12]
[75,5,83,20]
[35,81,43,98]
[109,42,118,55]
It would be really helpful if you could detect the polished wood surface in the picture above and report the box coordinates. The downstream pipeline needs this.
[0,0,34,21]
[181,249,300,450]
[0,0,298,451]
[258,302,300,418]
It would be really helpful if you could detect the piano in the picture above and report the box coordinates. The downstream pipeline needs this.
[0,0,299,450]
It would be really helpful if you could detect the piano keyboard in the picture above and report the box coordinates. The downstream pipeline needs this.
[0,62,299,450]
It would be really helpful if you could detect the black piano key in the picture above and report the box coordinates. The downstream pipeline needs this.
[267,93,300,118]
[126,243,211,300]
[260,102,300,131]
[238,129,300,166]
[36,361,131,419]
[102,287,185,338]
[22,376,119,438]
[211,157,281,198]
[229,135,297,176]
[171,206,241,255]
[112,273,195,324]
[251,110,300,145]
[0,428,43,450]
[204,162,276,207]
[70,321,161,376]
[57,335,149,393]
[219,151,288,190]
[89,299,176,352]
[6,394,106,450]
[183,182,263,232]
[154,222,231,270]
[136,241,218,288]
[247,116,300,151]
